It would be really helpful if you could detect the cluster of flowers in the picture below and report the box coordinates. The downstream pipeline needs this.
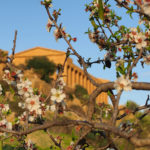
[0,84,12,135]
[18,94,46,122]
[124,27,149,49]
[88,30,99,43]
[46,20,77,42]
[0,119,12,131]
[2,69,47,122]
[117,0,150,16]
[50,77,66,112]
[0,103,9,113]
[2,70,23,85]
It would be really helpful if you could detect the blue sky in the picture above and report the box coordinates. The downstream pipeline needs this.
[0,0,150,105]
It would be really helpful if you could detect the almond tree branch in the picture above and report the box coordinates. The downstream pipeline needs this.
[47,130,64,150]
[114,0,149,17]
[112,91,122,125]
[127,48,143,77]
[10,30,17,63]
[72,127,91,150]
[87,81,150,120]
[1,117,150,146]
[44,5,101,87]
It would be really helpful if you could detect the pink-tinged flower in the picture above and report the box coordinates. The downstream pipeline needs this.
[51,88,66,103]
[26,95,41,113]
[135,33,147,49]
[46,18,53,32]
[143,54,150,65]
[114,76,132,92]
[0,104,9,112]
[53,27,67,41]
[0,119,12,130]
[129,28,138,40]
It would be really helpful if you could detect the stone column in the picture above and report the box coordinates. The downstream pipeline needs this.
[63,64,68,84]
[75,70,79,85]
[67,65,71,86]
[71,68,75,88]
[82,75,85,88]
[78,72,81,85]
[66,66,69,86]
[85,77,88,91]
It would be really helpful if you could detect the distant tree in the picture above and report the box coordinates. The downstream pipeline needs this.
[26,56,56,83]
[126,100,139,111]
[74,85,89,103]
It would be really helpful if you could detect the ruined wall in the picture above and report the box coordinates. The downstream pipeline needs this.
[13,47,108,104]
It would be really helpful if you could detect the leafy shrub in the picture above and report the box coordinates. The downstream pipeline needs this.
[126,100,139,111]
[74,85,89,103]
[26,56,56,83]
[68,92,74,101]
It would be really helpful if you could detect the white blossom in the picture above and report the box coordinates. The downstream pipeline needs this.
[26,95,41,113]
[114,76,132,92]
[29,116,34,122]
[50,105,56,112]
[135,33,147,49]
[51,88,66,103]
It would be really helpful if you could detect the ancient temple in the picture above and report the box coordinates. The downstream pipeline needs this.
[13,47,108,104]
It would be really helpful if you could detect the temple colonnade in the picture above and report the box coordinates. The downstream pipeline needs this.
[63,63,107,104]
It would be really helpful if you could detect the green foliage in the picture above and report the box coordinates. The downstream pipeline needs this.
[26,56,56,83]
[126,100,139,111]
[139,114,150,128]
[97,0,104,21]
[68,93,74,101]
[74,85,89,103]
